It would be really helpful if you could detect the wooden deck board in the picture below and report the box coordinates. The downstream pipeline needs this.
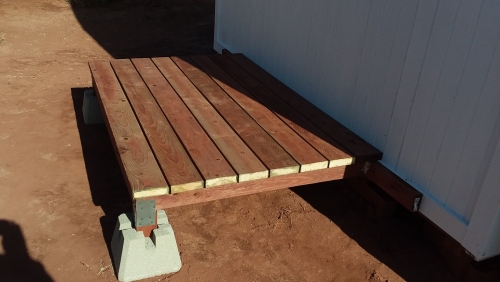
[129,58,237,188]
[192,55,329,173]
[89,54,382,207]
[89,60,168,197]
[151,57,267,184]
[171,56,300,177]
[110,59,204,194]
[155,161,365,209]
[227,53,382,161]
[208,54,355,168]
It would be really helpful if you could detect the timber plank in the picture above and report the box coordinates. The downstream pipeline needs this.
[227,53,382,161]
[129,58,236,188]
[155,161,365,209]
[192,55,329,173]
[89,60,168,198]
[208,54,354,168]
[365,162,423,212]
[110,59,204,194]
[151,57,267,183]
[171,56,299,177]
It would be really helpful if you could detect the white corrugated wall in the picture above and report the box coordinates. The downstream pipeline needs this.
[214,0,500,260]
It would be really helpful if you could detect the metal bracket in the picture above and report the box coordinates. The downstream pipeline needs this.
[363,162,371,174]
[413,197,421,212]
[135,199,156,227]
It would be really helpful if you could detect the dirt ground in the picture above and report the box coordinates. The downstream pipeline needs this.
[0,0,459,281]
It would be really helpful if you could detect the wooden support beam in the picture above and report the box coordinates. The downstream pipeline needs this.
[346,177,398,218]
[155,162,365,209]
[364,162,422,212]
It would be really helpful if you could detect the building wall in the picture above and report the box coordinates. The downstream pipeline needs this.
[215,0,500,259]
[463,130,500,260]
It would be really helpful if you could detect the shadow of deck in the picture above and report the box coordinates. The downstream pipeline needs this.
[71,0,216,59]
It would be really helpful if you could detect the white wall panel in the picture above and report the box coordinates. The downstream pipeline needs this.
[349,0,387,136]
[368,0,419,151]
[411,0,483,210]
[383,0,438,173]
[215,0,500,259]
[396,0,460,178]
[358,0,402,148]
[463,116,500,259]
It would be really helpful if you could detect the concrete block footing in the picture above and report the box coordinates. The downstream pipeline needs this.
[82,89,104,125]
[111,210,182,282]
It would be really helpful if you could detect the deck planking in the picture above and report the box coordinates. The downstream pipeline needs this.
[90,54,381,206]
[89,60,168,198]
[227,53,382,161]
[130,58,237,188]
[208,54,355,168]
[171,56,300,177]
[192,55,329,173]
[151,57,268,184]
[110,59,204,194]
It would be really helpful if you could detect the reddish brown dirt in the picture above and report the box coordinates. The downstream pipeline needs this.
[0,0,458,281]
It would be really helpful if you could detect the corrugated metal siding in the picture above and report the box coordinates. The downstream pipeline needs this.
[215,0,500,248]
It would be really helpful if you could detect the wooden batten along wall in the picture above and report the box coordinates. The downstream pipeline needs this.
[214,0,500,261]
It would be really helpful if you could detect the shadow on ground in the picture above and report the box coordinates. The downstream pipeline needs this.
[71,87,131,260]
[69,0,217,259]
[70,0,216,59]
[0,220,54,282]
[292,181,459,282]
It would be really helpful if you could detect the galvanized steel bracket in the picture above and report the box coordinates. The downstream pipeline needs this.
[363,162,371,174]
[135,199,156,227]
[413,197,421,212]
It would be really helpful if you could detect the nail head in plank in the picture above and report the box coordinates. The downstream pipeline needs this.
[228,53,382,161]
[111,59,205,193]
[89,60,169,195]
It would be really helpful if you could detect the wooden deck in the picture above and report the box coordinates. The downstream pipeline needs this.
[89,54,382,209]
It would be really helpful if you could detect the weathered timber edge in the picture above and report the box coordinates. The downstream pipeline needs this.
[365,162,423,212]
[154,161,365,209]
